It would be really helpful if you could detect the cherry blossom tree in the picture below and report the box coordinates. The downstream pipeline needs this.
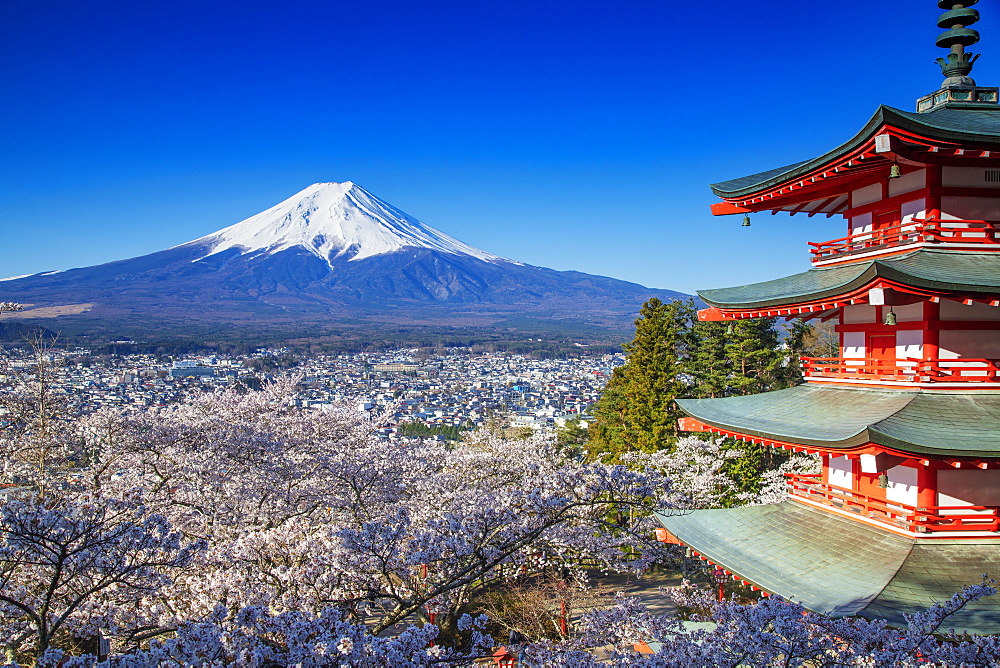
[0,334,78,496]
[517,579,1000,667]
[622,435,819,509]
[6,369,993,666]
[0,492,201,662]
[67,380,676,652]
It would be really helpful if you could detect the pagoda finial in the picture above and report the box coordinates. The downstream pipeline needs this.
[917,1,998,112]
[935,1,980,86]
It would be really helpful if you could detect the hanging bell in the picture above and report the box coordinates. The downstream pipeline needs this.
[878,473,889,489]
[884,308,897,326]
[889,163,902,179]
[742,214,751,227]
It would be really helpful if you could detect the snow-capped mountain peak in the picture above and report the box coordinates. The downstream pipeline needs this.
[187,182,511,265]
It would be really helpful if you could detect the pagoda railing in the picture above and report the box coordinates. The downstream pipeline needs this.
[801,357,1000,383]
[786,474,1000,533]
[809,218,1000,262]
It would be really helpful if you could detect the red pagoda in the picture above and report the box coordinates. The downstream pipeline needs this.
[656,1,1000,633]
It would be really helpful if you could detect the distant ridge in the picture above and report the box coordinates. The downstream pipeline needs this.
[0,183,689,337]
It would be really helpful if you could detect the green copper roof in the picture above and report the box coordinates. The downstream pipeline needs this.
[656,502,1000,634]
[711,105,1000,199]
[677,385,1000,457]
[698,249,1000,310]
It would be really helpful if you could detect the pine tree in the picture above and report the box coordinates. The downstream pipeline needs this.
[690,317,801,398]
[588,298,694,459]
[723,317,785,396]
[689,320,729,398]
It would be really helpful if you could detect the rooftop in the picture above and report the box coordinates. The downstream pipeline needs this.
[657,502,1000,634]
[697,249,1000,310]
[710,105,1000,201]
[676,384,1000,458]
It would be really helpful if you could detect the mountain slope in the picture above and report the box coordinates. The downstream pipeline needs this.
[188,182,509,265]
[0,183,688,335]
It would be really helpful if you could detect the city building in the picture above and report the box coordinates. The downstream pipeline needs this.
[656,2,1000,633]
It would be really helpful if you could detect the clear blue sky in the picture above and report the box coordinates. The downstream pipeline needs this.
[2,0,997,295]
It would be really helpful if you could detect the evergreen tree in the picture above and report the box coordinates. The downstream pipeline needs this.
[588,298,694,459]
[690,317,802,398]
[588,300,816,483]
[689,320,729,398]
[724,317,785,395]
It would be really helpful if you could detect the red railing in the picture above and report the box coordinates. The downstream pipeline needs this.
[809,218,1000,261]
[787,474,1000,533]
[801,357,1000,383]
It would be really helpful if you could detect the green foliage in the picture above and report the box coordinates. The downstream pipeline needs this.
[556,418,589,449]
[588,299,815,470]
[689,318,800,397]
[720,317,785,395]
[688,321,728,399]
[718,439,788,502]
[588,299,695,459]
[397,422,469,441]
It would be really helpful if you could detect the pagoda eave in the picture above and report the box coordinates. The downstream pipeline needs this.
[655,503,1000,635]
[678,416,1000,469]
[676,385,1000,459]
[696,250,1000,314]
[710,105,1000,205]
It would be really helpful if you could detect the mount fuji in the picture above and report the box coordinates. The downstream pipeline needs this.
[0,183,687,337]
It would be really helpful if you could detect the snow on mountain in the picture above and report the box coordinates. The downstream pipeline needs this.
[186,182,513,266]
[0,181,690,337]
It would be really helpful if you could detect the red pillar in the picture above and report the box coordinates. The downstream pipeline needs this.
[926,165,942,219]
[917,466,937,509]
[923,301,940,362]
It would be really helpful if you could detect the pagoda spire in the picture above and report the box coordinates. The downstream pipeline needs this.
[935,0,980,86]
[916,0,998,112]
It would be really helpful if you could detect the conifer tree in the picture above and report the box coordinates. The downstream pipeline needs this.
[690,317,803,398]
[689,320,729,399]
[723,317,785,395]
[588,298,694,459]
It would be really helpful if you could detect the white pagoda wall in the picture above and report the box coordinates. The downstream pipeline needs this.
[938,470,1000,507]
[940,196,1000,220]
[842,305,876,324]
[889,169,925,197]
[851,184,882,208]
[940,299,1000,320]
[885,465,918,506]
[942,166,1000,188]
[896,329,922,359]
[936,300,1000,359]
[828,455,852,490]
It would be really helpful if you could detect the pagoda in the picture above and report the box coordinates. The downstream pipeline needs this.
[656,1,1000,633]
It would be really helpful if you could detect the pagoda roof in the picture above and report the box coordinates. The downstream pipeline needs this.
[711,105,1000,200]
[655,501,1000,634]
[698,249,1000,310]
[676,385,1000,457]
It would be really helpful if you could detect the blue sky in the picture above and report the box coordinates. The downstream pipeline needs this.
[2,0,998,295]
